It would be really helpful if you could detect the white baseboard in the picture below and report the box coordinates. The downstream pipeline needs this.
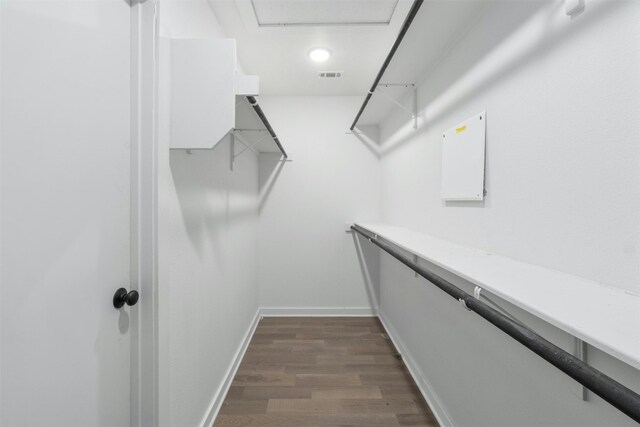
[199,309,261,427]
[259,306,378,317]
[378,312,455,427]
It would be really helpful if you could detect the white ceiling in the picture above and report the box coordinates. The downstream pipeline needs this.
[207,0,414,95]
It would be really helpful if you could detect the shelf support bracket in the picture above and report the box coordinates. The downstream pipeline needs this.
[230,130,268,171]
[374,84,417,129]
[574,338,589,401]
[230,133,235,171]
[412,86,418,129]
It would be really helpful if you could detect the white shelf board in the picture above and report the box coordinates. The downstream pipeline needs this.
[356,223,640,370]
[170,38,236,149]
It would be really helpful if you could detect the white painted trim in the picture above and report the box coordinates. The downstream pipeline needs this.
[199,309,262,427]
[378,312,456,427]
[0,2,3,424]
[130,2,160,426]
[260,307,378,317]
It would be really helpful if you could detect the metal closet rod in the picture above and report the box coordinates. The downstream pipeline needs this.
[350,224,640,424]
[245,96,288,159]
[349,0,424,131]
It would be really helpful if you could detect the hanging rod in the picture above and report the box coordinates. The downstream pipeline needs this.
[350,224,640,424]
[246,96,288,159]
[349,0,424,131]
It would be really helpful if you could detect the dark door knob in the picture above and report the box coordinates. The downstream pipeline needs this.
[113,288,139,309]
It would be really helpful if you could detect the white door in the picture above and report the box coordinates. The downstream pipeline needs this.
[1,0,134,426]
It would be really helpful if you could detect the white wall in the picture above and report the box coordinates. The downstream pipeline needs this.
[158,2,259,426]
[380,0,640,295]
[257,96,382,314]
[377,1,640,426]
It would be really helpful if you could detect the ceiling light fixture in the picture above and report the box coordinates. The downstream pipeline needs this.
[308,47,331,62]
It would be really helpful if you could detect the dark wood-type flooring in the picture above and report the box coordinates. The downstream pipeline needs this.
[214,317,439,426]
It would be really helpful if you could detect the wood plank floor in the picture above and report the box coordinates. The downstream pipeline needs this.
[214,317,439,427]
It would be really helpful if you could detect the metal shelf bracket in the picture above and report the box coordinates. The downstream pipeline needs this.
[374,83,418,129]
[230,129,269,171]
[575,338,589,401]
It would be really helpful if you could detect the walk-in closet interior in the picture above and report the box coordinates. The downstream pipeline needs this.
[1,0,639,426]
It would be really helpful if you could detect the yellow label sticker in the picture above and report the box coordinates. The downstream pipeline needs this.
[455,125,467,134]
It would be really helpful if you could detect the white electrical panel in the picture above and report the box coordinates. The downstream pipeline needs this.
[441,111,486,201]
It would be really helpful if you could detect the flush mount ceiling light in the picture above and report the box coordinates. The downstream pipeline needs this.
[308,47,331,62]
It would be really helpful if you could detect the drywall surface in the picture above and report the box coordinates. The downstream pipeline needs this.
[257,96,382,313]
[380,0,640,295]
[377,1,640,426]
[158,3,259,427]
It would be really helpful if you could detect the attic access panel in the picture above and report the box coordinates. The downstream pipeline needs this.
[441,112,486,201]
[251,0,399,26]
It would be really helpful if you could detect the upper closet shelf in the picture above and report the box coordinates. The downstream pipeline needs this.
[169,38,286,158]
[355,223,640,371]
[350,0,488,129]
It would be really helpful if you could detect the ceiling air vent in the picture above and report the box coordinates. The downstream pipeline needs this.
[318,71,343,79]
